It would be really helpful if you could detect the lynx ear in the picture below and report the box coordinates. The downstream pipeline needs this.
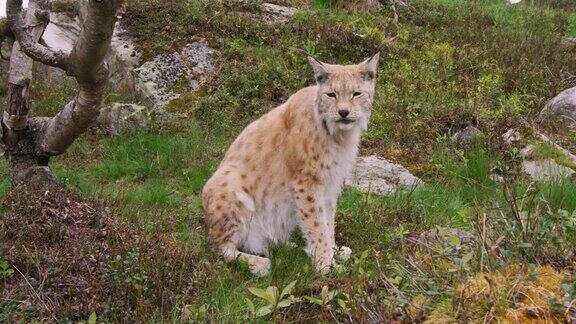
[360,52,380,81]
[308,56,329,83]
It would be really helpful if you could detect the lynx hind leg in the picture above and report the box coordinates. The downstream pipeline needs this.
[204,178,270,277]
[221,244,271,277]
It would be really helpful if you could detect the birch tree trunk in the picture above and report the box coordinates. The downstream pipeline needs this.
[1,0,117,189]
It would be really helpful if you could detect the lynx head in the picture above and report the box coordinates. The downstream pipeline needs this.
[308,53,379,134]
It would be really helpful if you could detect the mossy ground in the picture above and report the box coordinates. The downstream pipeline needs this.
[1,0,576,322]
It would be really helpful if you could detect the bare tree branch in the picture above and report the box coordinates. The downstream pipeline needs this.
[41,0,117,154]
[2,0,49,148]
[6,0,69,70]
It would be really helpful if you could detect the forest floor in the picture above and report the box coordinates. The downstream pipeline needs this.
[1,0,576,322]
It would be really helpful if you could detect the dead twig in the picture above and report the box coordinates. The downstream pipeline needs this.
[13,264,60,324]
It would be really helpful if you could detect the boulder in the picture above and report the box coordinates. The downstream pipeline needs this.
[262,3,297,24]
[43,12,79,53]
[39,12,79,83]
[133,40,215,112]
[521,159,575,181]
[40,13,141,89]
[97,103,150,136]
[108,21,141,92]
[540,87,576,127]
[346,155,423,195]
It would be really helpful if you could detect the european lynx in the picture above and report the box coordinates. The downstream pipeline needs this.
[202,54,380,276]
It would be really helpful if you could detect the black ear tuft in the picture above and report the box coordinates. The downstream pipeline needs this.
[360,52,380,81]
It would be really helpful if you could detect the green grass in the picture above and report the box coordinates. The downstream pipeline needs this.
[1,0,576,322]
[123,0,575,166]
[0,162,9,198]
[540,177,576,213]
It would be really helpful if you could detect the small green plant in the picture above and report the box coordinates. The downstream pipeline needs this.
[181,303,207,321]
[304,285,350,314]
[444,233,474,273]
[562,281,576,303]
[111,249,149,294]
[351,249,370,275]
[88,312,97,324]
[245,280,299,318]
[496,181,576,264]
[0,258,14,279]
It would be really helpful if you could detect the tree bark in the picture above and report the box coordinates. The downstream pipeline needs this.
[2,0,117,188]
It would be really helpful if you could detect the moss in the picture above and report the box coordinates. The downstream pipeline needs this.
[450,265,570,322]
[165,88,207,114]
[0,18,8,37]
[0,82,6,97]
[531,142,576,170]
[167,76,190,94]
[50,0,78,14]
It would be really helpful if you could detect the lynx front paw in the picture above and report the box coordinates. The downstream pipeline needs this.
[249,257,271,277]
[336,246,352,262]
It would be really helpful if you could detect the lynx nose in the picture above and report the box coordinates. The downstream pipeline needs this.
[338,110,350,118]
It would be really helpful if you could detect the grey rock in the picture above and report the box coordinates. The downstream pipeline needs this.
[41,14,141,89]
[502,128,522,145]
[540,87,576,126]
[262,3,296,24]
[42,12,80,53]
[39,12,79,83]
[108,22,141,92]
[345,155,423,195]
[452,126,484,146]
[561,36,576,48]
[98,103,150,136]
[520,144,535,158]
[133,39,215,112]
[521,159,575,181]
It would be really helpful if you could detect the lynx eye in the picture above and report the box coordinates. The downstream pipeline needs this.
[353,92,363,98]
[326,92,337,98]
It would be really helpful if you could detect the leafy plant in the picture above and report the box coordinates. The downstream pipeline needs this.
[88,312,97,324]
[304,285,341,308]
[246,280,300,318]
[110,249,149,297]
[562,281,576,303]
[351,249,370,275]
[0,258,13,279]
